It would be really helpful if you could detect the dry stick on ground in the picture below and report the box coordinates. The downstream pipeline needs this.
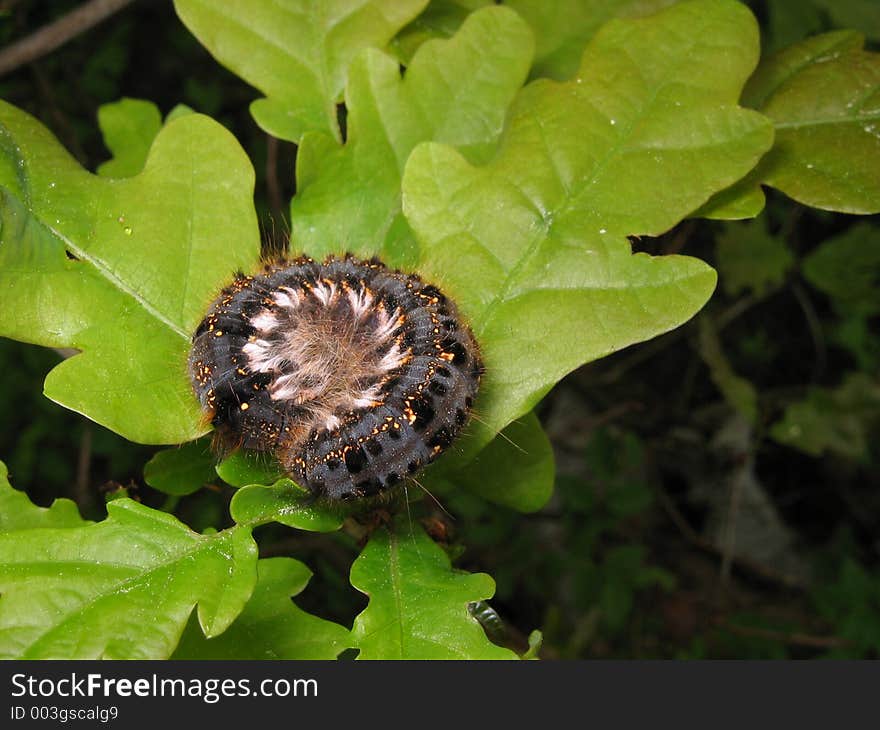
[0,0,136,77]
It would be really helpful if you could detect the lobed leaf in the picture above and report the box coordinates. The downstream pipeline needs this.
[215,450,285,488]
[703,31,880,217]
[0,102,261,444]
[390,0,492,64]
[290,5,534,266]
[172,557,352,659]
[810,0,880,43]
[350,518,516,659]
[229,479,343,532]
[504,0,678,81]
[714,218,793,297]
[802,222,880,318]
[741,30,865,110]
[0,461,88,532]
[391,0,683,78]
[0,479,257,659]
[770,373,880,461]
[96,98,162,178]
[761,0,825,56]
[97,98,196,179]
[428,410,555,512]
[143,439,217,496]
[757,36,880,213]
[832,314,880,374]
[173,0,429,142]
[403,0,771,454]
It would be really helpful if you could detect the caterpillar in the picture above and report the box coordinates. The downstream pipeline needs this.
[188,254,481,501]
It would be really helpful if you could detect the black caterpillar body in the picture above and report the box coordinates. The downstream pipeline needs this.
[188,255,481,501]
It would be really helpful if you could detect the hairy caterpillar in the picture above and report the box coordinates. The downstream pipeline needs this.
[188,254,481,501]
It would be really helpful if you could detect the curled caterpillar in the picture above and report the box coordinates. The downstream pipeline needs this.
[188,254,481,501]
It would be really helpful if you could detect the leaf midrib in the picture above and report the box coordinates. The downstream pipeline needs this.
[471,34,727,340]
[12,527,236,658]
[43,215,189,340]
[773,110,880,130]
[388,528,407,658]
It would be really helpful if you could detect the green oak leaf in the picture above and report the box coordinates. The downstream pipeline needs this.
[390,0,492,64]
[216,450,285,488]
[504,0,678,81]
[173,0,429,142]
[770,373,880,461]
[802,222,880,318]
[143,439,217,496]
[96,98,162,178]
[811,0,880,43]
[692,173,767,220]
[0,101,260,444]
[741,30,865,110]
[0,461,89,531]
[0,487,257,659]
[172,557,352,659]
[755,33,880,214]
[832,314,880,374]
[230,479,343,532]
[97,98,197,179]
[714,218,793,297]
[704,31,880,217]
[290,6,534,266]
[762,0,825,55]
[699,31,861,219]
[427,410,555,512]
[350,518,516,659]
[403,0,772,454]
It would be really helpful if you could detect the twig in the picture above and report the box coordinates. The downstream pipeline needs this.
[657,486,808,591]
[714,619,852,650]
[714,293,758,331]
[718,460,748,595]
[0,0,136,77]
[791,280,826,383]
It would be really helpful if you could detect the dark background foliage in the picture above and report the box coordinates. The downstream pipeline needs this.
[0,0,878,658]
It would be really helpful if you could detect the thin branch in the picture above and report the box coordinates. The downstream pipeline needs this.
[657,485,809,591]
[0,0,136,77]
[718,461,747,595]
[714,619,852,651]
[791,280,826,383]
[714,292,758,330]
